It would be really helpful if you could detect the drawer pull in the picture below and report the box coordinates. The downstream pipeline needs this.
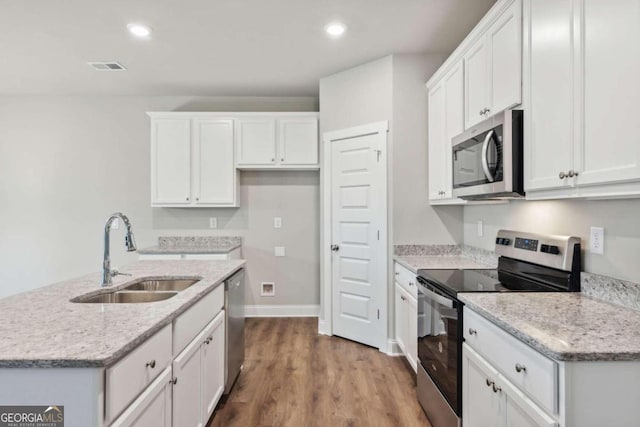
[468,328,477,335]
[170,377,178,385]
[492,383,502,393]
[486,378,494,387]
[204,337,213,345]
[515,363,527,373]
[409,282,414,287]
[400,295,406,301]
[395,272,400,276]
[145,360,156,369]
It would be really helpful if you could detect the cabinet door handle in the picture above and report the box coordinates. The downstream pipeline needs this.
[486,378,494,387]
[186,197,190,201]
[145,360,156,369]
[568,170,579,178]
[281,158,285,162]
[400,295,406,301]
[395,272,400,276]
[515,363,527,373]
[409,282,414,287]
[492,383,502,393]
[559,171,566,179]
[271,158,275,162]
[468,328,477,335]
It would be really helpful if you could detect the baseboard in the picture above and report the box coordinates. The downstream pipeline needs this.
[245,304,320,318]
[317,319,331,336]
[386,339,403,356]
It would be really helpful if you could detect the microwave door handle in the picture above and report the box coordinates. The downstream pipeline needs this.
[481,130,495,182]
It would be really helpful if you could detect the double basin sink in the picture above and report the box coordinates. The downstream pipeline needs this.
[73,278,200,304]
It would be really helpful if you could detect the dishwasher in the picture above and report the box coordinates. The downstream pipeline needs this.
[224,269,245,394]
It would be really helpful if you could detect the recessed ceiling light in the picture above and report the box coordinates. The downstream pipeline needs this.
[127,23,152,38]
[325,22,347,38]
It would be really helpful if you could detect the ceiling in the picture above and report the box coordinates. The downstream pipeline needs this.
[0,0,496,96]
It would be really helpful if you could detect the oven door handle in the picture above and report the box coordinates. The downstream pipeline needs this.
[417,282,454,309]
[481,129,495,183]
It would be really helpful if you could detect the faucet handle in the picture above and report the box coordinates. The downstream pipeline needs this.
[111,269,132,278]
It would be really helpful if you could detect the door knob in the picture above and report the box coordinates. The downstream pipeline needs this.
[331,245,340,252]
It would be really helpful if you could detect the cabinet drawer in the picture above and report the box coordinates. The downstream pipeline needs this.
[106,324,172,424]
[464,307,558,414]
[394,262,417,298]
[173,285,224,355]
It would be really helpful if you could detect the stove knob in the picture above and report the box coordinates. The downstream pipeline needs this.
[548,245,560,255]
[540,244,549,253]
[502,238,510,245]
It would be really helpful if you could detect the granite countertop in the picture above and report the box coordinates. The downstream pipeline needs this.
[459,292,640,362]
[138,236,242,255]
[0,259,245,368]
[394,255,494,273]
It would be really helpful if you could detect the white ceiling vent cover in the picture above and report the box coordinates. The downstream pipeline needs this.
[87,62,127,71]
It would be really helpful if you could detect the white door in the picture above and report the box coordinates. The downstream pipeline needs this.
[236,119,277,165]
[524,0,575,191]
[111,368,172,427]
[328,122,387,350]
[202,312,225,422]
[193,119,237,206]
[576,0,640,186]
[278,118,319,165]
[172,334,203,427]
[463,344,503,427]
[428,83,446,200]
[464,37,490,129]
[489,0,522,114]
[151,118,192,205]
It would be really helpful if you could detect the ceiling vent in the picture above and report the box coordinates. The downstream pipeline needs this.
[87,62,127,71]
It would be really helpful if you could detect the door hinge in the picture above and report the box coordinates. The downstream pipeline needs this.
[377,309,380,320]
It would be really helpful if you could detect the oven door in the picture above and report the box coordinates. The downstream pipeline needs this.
[417,279,461,415]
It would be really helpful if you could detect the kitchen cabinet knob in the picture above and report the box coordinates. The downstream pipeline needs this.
[568,170,579,178]
[486,378,494,387]
[196,197,199,201]
[395,272,400,276]
[409,282,414,287]
[559,171,566,179]
[331,245,340,252]
[468,328,477,335]
[400,295,406,301]
[171,377,178,385]
[271,158,275,162]
[186,197,190,201]
[515,363,527,373]
[492,383,502,393]
[281,158,285,162]
[146,360,156,369]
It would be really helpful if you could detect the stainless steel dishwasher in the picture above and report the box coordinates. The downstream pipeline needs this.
[224,269,245,394]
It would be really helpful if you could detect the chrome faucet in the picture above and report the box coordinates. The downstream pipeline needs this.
[102,212,137,286]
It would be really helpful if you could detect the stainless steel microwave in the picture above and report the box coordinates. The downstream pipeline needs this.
[451,110,524,200]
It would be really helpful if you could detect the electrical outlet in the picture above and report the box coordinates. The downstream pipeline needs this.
[274,217,282,229]
[477,220,484,237]
[590,227,604,255]
[274,246,285,257]
[209,217,217,229]
[111,218,119,229]
[261,282,275,297]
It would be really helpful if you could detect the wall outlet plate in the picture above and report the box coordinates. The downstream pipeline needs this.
[274,246,285,257]
[274,217,282,229]
[477,220,484,237]
[261,282,275,297]
[209,217,217,229]
[590,226,604,255]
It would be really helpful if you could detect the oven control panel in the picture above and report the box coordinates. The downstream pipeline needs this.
[514,237,538,251]
[494,229,581,272]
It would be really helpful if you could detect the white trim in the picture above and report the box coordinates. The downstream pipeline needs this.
[386,339,403,356]
[321,121,390,351]
[244,304,320,318]
[147,111,319,118]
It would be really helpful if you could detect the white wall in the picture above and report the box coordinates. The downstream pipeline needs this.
[0,95,320,307]
[464,199,640,282]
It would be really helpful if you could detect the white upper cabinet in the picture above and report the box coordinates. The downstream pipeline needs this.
[464,0,522,129]
[151,118,192,205]
[428,83,447,201]
[236,119,277,166]
[524,0,640,198]
[236,115,319,169]
[278,118,319,165]
[193,119,238,206]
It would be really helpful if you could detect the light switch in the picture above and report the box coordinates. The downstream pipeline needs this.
[590,227,604,255]
[274,246,285,257]
[274,217,282,229]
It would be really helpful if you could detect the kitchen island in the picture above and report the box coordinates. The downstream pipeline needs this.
[0,259,244,427]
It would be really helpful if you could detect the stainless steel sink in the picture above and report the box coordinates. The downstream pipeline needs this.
[74,291,177,304]
[123,278,200,292]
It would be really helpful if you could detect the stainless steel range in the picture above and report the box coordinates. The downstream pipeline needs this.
[415,230,581,427]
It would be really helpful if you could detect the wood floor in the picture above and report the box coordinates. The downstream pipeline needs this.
[208,317,431,427]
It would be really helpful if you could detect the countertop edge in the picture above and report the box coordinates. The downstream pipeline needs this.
[138,243,242,255]
[0,262,246,369]
[393,255,419,273]
[459,294,640,362]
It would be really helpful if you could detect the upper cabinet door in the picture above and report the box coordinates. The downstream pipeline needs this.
[236,119,277,165]
[443,61,465,199]
[428,83,447,200]
[193,119,238,206]
[523,0,575,191]
[278,118,319,165]
[576,0,640,186]
[151,118,192,205]
[464,37,490,129]
[488,0,522,114]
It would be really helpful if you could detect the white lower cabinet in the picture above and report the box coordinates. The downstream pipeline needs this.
[394,262,417,372]
[172,330,204,427]
[202,311,225,421]
[111,367,173,427]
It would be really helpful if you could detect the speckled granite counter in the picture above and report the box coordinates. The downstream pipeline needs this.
[138,236,242,255]
[393,244,497,273]
[459,292,640,362]
[0,259,244,368]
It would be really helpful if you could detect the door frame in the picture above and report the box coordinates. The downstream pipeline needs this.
[319,121,389,351]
